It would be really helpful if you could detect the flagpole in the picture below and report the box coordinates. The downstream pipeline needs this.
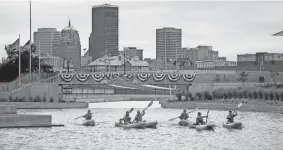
[19,34,21,86]
[39,42,41,75]
[29,0,32,78]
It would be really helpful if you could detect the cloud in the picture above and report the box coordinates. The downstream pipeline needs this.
[1,1,283,61]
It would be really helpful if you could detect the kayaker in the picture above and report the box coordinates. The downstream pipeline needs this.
[195,112,208,125]
[120,111,131,125]
[226,110,237,124]
[179,109,189,120]
[82,110,92,120]
[133,110,145,123]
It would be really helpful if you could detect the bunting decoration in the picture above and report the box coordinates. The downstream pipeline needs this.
[106,73,120,80]
[76,74,89,82]
[152,74,166,82]
[167,74,181,82]
[59,73,196,83]
[60,74,74,82]
[183,74,197,82]
[137,74,151,82]
[91,74,105,82]
[123,74,134,81]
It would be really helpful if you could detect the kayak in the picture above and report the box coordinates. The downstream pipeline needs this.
[115,122,147,129]
[82,120,95,126]
[145,121,158,128]
[223,122,243,129]
[178,120,193,127]
[195,123,216,131]
[123,122,146,129]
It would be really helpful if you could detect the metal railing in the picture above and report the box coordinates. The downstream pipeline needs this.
[0,72,58,92]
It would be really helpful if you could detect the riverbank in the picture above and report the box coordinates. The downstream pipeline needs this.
[161,101,283,113]
[0,102,88,109]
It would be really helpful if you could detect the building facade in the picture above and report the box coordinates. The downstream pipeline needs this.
[54,20,81,71]
[84,55,149,72]
[40,53,64,72]
[156,27,182,69]
[237,52,283,71]
[90,4,119,61]
[181,46,220,62]
[33,28,60,56]
[119,47,143,60]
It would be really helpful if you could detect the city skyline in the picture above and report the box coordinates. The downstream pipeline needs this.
[1,1,283,61]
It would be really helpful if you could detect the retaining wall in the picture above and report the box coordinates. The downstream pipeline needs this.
[161,101,283,113]
[0,102,88,109]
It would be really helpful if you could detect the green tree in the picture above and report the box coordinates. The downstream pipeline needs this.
[237,71,248,85]
[0,44,53,82]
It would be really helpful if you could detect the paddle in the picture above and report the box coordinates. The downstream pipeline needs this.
[236,103,242,110]
[142,101,154,112]
[168,108,198,121]
[206,109,210,124]
[75,112,94,120]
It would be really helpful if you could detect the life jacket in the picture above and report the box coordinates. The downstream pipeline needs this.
[180,112,188,120]
[135,113,143,122]
[227,115,235,123]
[84,113,92,120]
[196,116,204,125]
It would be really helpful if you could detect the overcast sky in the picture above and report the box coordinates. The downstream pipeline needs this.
[1,0,283,61]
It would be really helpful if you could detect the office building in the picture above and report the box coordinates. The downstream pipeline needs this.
[54,20,81,71]
[33,28,60,56]
[120,47,143,60]
[90,4,119,61]
[156,27,182,69]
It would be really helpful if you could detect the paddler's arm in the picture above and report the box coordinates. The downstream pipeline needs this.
[233,111,237,117]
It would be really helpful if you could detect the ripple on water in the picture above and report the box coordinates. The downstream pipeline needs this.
[2,107,283,150]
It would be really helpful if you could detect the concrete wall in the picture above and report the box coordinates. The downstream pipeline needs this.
[0,114,51,128]
[161,101,283,113]
[0,105,17,114]
[12,83,60,102]
[1,102,88,109]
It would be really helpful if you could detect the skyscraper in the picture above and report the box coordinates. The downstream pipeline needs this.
[90,4,119,61]
[54,20,81,71]
[156,27,182,69]
[33,28,60,56]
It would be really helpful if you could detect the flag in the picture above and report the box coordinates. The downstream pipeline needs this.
[9,38,20,51]
[5,38,20,60]
[21,40,30,51]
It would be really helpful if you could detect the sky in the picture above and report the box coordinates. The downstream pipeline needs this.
[1,0,283,61]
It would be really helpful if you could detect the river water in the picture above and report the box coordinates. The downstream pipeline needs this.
[0,101,283,150]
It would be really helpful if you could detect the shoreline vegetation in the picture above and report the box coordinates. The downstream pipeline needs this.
[173,82,283,104]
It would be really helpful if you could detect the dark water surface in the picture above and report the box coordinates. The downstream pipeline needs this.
[0,101,282,150]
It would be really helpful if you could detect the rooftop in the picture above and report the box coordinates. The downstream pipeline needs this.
[88,55,149,67]
[92,4,118,8]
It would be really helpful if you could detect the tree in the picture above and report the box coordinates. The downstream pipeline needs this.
[237,71,248,85]
[269,70,279,83]
[0,44,53,82]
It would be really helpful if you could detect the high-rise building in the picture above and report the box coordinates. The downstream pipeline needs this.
[90,4,119,61]
[33,28,60,56]
[156,27,182,69]
[54,20,81,71]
